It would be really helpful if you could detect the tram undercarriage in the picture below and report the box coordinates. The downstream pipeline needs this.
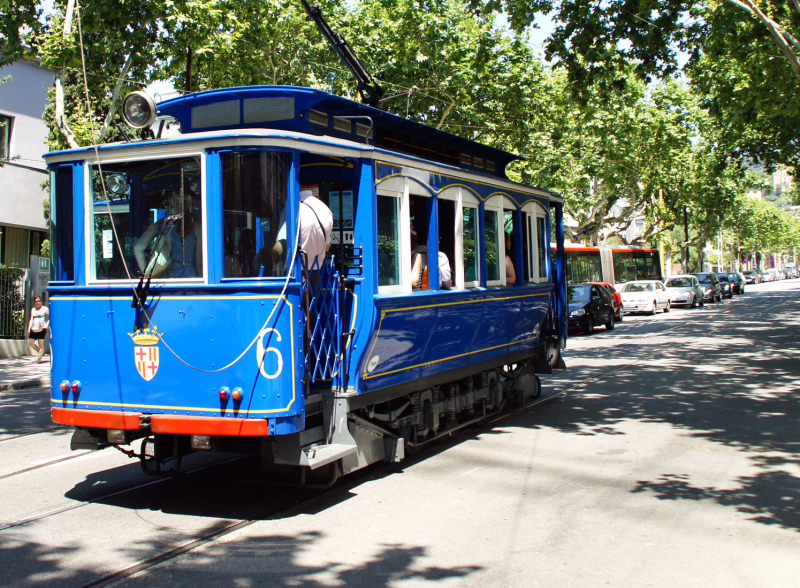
[69,355,550,486]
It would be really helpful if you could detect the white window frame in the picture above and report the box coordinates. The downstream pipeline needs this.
[501,198,517,287]
[485,195,504,287]
[523,201,550,284]
[84,150,208,285]
[437,186,462,290]
[459,190,481,289]
[376,185,407,294]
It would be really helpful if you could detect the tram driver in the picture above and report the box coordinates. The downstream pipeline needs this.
[134,188,203,279]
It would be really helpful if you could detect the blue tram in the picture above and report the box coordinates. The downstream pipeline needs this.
[46,85,567,481]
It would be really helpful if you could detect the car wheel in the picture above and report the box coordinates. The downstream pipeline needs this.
[617,309,623,322]
[606,312,615,330]
[690,295,697,308]
[700,297,704,307]
[648,303,656,316]
[664,301,670,313]
[586,315,594,334]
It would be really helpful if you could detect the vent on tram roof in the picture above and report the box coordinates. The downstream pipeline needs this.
[460,153,472,166]
[333,118,352,133]
[192,99,240,129]
[486,160,496,172]
[243,97,294,123]
[473,157,484,168]
[309,110,328,126]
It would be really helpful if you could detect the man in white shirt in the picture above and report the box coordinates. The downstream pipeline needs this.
[299,188,334,276]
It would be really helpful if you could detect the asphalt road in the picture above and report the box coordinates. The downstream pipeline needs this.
[1,279,799,587]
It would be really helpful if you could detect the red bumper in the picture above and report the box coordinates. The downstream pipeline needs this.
[52,408,269,436]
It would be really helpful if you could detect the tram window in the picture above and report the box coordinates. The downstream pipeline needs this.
[537,215,548,280]
[50,167,75,281]
[438,199,455,289]
[525,213,535,283]
[377,194,400,287]
[504,210,516,285]
[409,194,430,289]
[222,151,288,278]
[484,208,500,284]
[462,204,479,287]
[89,156,203,281]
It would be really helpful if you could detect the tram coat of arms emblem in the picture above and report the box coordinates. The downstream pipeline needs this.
[128,326,163,381]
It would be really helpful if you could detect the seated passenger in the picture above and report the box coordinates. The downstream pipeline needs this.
[134,190,202,278]
[411,231,452,290]
[505,233,516,285]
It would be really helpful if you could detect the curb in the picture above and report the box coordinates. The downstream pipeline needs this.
[0,377,50,393]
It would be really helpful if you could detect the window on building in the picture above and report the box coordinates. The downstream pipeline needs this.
[0,115,11,160]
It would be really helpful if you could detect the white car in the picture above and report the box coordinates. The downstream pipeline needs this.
[619,280,671,315]
[665,275,704,308]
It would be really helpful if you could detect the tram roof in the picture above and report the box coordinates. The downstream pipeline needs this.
[154,85,520,178]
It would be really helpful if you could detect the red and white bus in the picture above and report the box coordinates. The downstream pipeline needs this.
[558,244,663,287]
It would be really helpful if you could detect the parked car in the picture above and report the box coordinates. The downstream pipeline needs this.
[789,268,799,279]
[727,272,745,294]
[665,275,704,308]
[568,283,616,333]
[693,272,722,302]
[781,269,791,280]
[716,273,734,298]
[742,270,760,284]
[585,281,623,321]
[762,269,775,282]
[619,280,671,315]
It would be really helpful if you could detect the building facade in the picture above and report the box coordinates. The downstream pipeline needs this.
[0,58,53,269]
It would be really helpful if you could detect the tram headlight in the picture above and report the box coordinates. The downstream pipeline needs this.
[107,174,128,196]
[107,429,126,444]
[122,91,156,129]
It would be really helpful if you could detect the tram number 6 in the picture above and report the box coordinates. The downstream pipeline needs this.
[256,328,283,380]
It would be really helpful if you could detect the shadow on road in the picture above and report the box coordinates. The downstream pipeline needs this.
[506,296,800,531]
[0,528,482,588]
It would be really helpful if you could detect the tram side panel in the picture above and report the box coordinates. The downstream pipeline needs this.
[357,284,554,395]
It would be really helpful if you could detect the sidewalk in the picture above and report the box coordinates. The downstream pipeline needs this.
[0,355,51,392]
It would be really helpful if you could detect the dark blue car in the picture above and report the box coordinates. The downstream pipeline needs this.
[568,284,616,334]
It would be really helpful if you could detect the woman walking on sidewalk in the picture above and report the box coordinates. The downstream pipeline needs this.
[27,295,49,363]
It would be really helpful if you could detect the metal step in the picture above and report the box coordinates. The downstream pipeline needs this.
[301,443,358,470]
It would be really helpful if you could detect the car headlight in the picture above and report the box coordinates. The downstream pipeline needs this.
[570,309,585,316]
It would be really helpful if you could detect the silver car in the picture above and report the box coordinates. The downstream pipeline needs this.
[665,275,704,308]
